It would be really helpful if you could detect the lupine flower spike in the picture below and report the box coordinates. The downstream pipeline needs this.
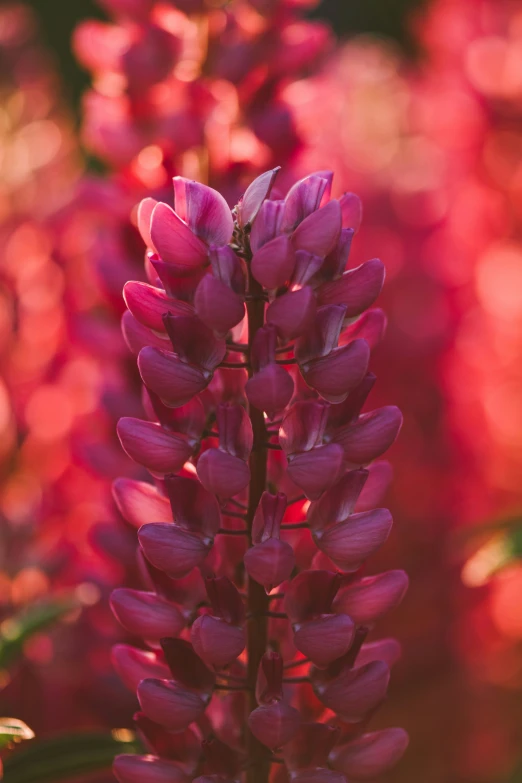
[111,169,408,783]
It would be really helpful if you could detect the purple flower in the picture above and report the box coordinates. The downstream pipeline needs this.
[110,170,407,782]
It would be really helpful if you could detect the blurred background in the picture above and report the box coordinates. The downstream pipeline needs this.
[2,0,522,782]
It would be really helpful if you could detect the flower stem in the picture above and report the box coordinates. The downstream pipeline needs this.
[245,267,270,783]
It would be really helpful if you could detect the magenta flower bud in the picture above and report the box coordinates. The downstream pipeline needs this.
[357,638,402,669]
[249,652,300,747]
[282,173,332,232]
[160,638,216,693]
[300,338,370,403]
[248,699,301,749]
[173,178,234,247]
[163,314,226,373]
[332,406,403,464]
[164,475,221,537]
[292,199,342,257]
[296,304,346,364]
[117,418,192,474]
[266,286,316,340]
[284,571,353,666]
[307,470,369,533]
[293,614,354,669]
[110,588,185,641]
[138,523,213,578]
[205,575,246,625]
[339,192,363,232]
[318,229,354,283]
[251,491,286,541]
[197,404,252,498]
[251,234,295,290]
[312,660,390,721]
[137,678,208,731]
[197,449,250,499]
[245,492,294,590]
[209,245,246,293]
[150,259,205,302]
[317,259,385,317]
[333,570,409,627]
[138,347,209,408]
[313,508,393,572]
[150,202,208,267]
[249,199,285,252]
[282,722,339,772]
[113,755,188,783]
[286,443,344,500]
[123,282,193,332]
[330,728,409,779]
[284,570,341,622]
[280,399,329,454]
[340,308,387,350]
[191,615,246,669]
[112,478,172,529]
[111,645,170,692]
[238,167,280,228]
[291,250,325,287]
[246,325,294,417]
[245,363,294,419]
[194,275,245,336]
[194,244,246,334]
[122,311,171,356]
[244,538,295,592]
[326,375,376,431]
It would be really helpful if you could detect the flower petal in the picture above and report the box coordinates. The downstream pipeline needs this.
[138,347,209,407]
[287,444,344,500]
[301,339,370,403]
[197,449,250,498]
[139,523,212,577]
[333,406,403,464]
[267,286,316,340]
[191,615,245,669]
[238,167,280,227]
[194,275,245,335]
[292,199,342,257]
[150,202,208,267]
[117,417,192,474]
[174,178,234,246]
[138,678,207,731]
[110,588,184,640]
[112,478,172,528]
[333,570,409,626]
[251,234,295,290]
[330,728,409,779]
[317,259,385,317]
[313,508,393,571]
[123,281,193,332]
[111,645,170,692]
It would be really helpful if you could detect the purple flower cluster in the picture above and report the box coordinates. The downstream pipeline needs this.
[110,168,408,783]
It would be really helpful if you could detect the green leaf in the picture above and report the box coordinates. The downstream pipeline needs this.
[3,731,141,783]
[0,597,79,672]
[0,719,34,750]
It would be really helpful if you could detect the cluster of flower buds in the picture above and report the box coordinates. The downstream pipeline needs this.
[74,0,331,186]
[111,168,408,783]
